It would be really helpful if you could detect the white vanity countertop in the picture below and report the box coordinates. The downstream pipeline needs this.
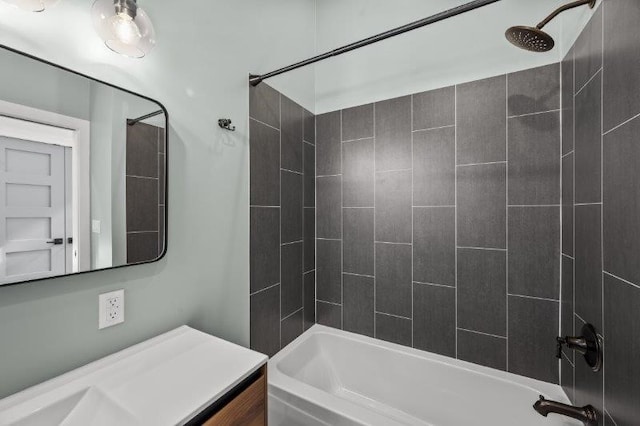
[0,326,268,425]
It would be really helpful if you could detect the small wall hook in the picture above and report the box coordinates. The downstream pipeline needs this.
[218,118,236,131]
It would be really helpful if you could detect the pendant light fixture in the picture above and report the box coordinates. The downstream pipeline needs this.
[2,0,59,12]
[91,0,156,58]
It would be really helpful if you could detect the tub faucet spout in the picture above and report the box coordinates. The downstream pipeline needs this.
[533,396,597,426]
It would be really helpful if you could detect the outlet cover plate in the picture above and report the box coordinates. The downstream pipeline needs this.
[99,289,125,329]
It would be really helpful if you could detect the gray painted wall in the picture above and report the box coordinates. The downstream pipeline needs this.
[248,83,316,357]
[561,2,640,425]
[315,63,562,384]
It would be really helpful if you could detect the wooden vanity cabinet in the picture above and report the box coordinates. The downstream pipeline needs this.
[187,365,267,426]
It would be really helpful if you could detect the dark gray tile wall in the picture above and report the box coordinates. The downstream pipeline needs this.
[562,3,640,425]
[315,64,561,383]
[126,122,165,263]
[249,83,315,356]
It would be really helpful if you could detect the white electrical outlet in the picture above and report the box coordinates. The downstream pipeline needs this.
[99,289,125,329]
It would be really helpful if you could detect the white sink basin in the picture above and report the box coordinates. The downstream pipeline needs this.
[12,387,139,426]
[0,327,268,425]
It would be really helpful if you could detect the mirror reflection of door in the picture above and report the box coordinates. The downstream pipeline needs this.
[0,136,69,284]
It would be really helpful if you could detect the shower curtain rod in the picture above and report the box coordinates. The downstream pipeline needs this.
[127,110,164,126]
[249,0,502,86]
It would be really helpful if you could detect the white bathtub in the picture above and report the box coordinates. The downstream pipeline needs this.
[268,325,581,426]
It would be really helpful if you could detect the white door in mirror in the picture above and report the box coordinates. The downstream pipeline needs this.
[99,289,125,329]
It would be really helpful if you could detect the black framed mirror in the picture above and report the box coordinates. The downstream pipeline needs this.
[0,44,168,287]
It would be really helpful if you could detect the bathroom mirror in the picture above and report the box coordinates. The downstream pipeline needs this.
[0,45,167,287]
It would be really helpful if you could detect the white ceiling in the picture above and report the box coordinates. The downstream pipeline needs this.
[312,0,599,112]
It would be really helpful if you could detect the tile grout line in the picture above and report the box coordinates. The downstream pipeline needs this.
[505,73,510,372]
[454,83,459,359]
[279,92,282,350]
[340,108,344,330]
[457,160,507,168]
[603,109,640,136]
[575,66,603,97]
[376,311,411,321]
[249,282,280,296]
[373,102,377,338]
[411,92,415,348]
[414,281,455,289]
[509,293,560,303]
[558,57,564,384]
[507,108,561,119]
[603,271,640,290]
[600,6,605,415]
[412,123,455,133]
[281,307,303,322]
[457,327,507,340]
[572,41,577,399]
[250,116,279,132]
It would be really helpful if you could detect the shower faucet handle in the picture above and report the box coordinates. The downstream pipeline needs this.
[556,323,603,372]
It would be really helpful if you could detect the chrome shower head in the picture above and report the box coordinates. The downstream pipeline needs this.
[505,26,555,52]
[506,0,596,53]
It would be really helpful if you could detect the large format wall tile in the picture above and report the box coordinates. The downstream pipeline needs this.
[457,330,507,371]
[375,170,412,243]
[126,177,159,232]
[457,248,506,336]
[575,204,602,331]
[281,95,303,173]
[376,313,412,346]
[413,207,455,286]
[343,208,374,276]
[508,207,560,300]
[281,171,303,243]
[250,119,280,206]
[303,272,315,331]
[574,5,602,93]
[281,242,303,318]
[562,154,574,256]
[413,127,455,206]
[343,138,374,207]
[574,316,604,424]
[603,116,640,285]
[250,285,280,357]
[316,175,341,239]
[375,243,411,317]
[375,96,412,171]
[508,296,559,383]
[303,208,315,272]
[508,111,560,205]
[316,111,341,175]
[561,255,574,338]
[412,86,455,130]
[507,63,560,116]
[250,82,280,129]
[413,284,455,357]
[457,75,506,165]
[281,309,303,349]
[562,49,575,155]
[604,274,640,426]
[250,207,280,293]
[317,302,342,329]
[603,0,640,132]
[303,109,315,144]
[316,239,342,304]
[457,163,506,249]
[304,143,315,207]
[342,104,374,141]
[575,72,602,204]
[343,274,374,337]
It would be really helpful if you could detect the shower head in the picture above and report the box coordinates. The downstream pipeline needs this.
[505,26,555,52]
[506,0,596,53]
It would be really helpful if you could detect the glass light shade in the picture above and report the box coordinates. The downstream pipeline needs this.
[2,0,59,12]
[91,0,156,58]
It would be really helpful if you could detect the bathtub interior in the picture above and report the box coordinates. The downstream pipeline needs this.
[273,329,581,426]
